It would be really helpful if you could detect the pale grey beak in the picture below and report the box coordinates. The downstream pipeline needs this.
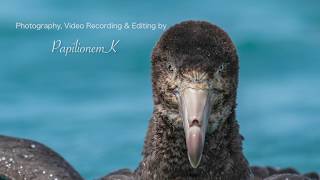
[177,87,211,168]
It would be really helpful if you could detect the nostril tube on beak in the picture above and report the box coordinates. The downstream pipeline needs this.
[179,87,210,168]
[190,119,201,127]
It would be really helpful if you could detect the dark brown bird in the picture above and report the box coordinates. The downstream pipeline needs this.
[104,20,249,179]
[101,21,319,180]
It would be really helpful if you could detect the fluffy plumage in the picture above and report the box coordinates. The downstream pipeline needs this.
[103,21,249,180]
[101,20,319,180]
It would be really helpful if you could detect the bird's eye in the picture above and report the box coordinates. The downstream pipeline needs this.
[173,88,179,96]
[212,88,223,94]
[167,64,174,72]
[218,64,224,72]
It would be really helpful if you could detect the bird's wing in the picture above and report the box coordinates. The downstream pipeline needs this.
[0,135,83,180]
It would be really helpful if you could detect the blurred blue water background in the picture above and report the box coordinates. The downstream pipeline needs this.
[0,0,319,179]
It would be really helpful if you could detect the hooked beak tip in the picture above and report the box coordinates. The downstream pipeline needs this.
[186,126,204,168]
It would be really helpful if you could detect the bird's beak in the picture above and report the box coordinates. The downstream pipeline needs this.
[177,87,211,168]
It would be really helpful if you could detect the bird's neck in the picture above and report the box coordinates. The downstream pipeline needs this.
[136,106,251,180]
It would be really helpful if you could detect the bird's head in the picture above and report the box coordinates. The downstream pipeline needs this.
[152,21,239,168]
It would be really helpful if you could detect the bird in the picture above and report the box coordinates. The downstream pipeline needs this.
[103,19,249,180]
[0,135,83,180]
[100,21,319,180]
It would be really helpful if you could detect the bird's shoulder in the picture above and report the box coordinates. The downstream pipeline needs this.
[251,166,319,180]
